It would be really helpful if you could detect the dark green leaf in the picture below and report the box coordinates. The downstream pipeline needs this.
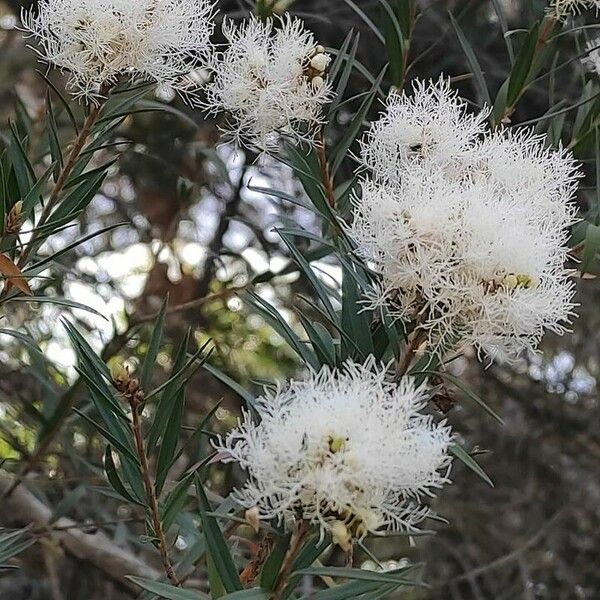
[450,443,493,487]
[141,295,169,390]
[194,477,243,593]
[127,576,209,599]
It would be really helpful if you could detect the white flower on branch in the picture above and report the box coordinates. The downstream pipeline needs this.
[21,0,216,102]
[360,77,489,185]
[214,358,452,545]
[203,16,332,152]
[350,79,580,362]
[582,36,600,77]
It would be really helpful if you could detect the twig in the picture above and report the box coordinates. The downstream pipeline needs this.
[0,471,162,592]
[316,130,336,209]
[129,392,180,586]
[395,328,425,380]
[272,520,310,600]
[18,98,106,269]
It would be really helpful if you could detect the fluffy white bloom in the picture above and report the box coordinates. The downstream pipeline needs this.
[350,79,579,362]
[214,358,452,544]
[582,36,600,77]
[549,0,600,18]
[21,0,216,102]
[360,78,489,185]
[203,16,332,152]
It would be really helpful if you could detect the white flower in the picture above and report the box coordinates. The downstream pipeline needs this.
[360,77,489,186]
[582,36,600,77]
[350,78,579,362]
[21,0,216,102]
[203,16,332,152]
[214,358,453,543]
[549,0,600,18]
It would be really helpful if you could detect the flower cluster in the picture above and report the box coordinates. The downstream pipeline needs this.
[350,78,579,362]
[21,0,216,102]
[214,358,452,547]
[549,0,600,18]
[203,16,332,152]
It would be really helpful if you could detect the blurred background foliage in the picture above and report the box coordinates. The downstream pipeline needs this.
[0,0,599,599]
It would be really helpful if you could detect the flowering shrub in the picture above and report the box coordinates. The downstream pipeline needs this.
[1,0,599,598]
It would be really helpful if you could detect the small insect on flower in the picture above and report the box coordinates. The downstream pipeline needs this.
[360,77,489,186]
[203,16,333,152]
[213,358,453,547]
[582,36,600,77]
[350,78,580,363]
[21,0,216,103]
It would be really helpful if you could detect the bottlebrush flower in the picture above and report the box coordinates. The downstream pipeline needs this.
[350,78,579,363]
[360,77,489,186]
[203,16,332,152]
[21,0,216,102]
[214,358,452,545]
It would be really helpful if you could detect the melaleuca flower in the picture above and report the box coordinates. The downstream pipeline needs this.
[350,78,580,363]
[214,358,452,546]
[360,77,489,185]
[467,128,579,224]
[203,16,332,152]
[21,0,216,102]
[548,0,600,18]
[582,36,600,77]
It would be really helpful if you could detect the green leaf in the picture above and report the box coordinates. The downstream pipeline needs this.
[160,472,194,531]
[260,533,292,591]
[242,291,319,370]
[220,591,269,599]
[103,445,145,506]
[328,32,359,117]
[581,222,600,274]
[7,124,34,197]
[293,566,421,586]
[127,576,209,600]
[450,443,493,487]
[48,168,107,225]
[298,315,337,367]
[434,372,503,425]
[147,330,190,453]
[506,22,540,108]
[141,295,168,390]
[312,580,393,599]
[330,66,387,177]
[202,362,257,410]
[380,0,405,87]
[194,477,243,593]
[490,0,514,64]
[341,0,385,44]
[341,264,374,361]
[449,12,492,106]
[8,296,108,321]
[45,91,64,182]
[277,229,336,321]
[73,408,139,466]
[0,529,35,568]
[155,386,186,495]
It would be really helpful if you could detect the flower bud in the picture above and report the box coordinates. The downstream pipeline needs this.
[245,506,261,534]
[310,52,330,73]
[329,520,352,552]
[502,274,518,290]
[311,76,325,89]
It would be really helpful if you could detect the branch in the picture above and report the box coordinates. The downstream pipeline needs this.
[0,471,162,593]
